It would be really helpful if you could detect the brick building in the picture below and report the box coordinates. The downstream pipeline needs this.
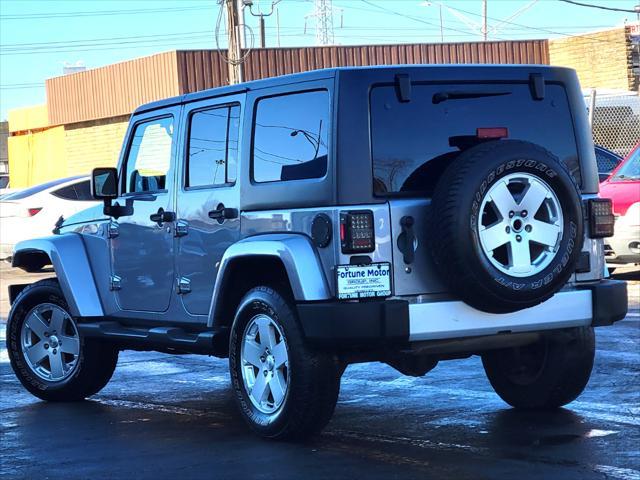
[549,24,639,92]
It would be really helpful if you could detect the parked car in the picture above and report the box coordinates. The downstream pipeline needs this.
[0,173,12,195]
[594,144,623,182]
[6,66,626,440]
[0,176,97,262]
[600,143,640,269]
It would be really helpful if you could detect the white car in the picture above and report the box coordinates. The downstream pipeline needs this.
[0,176,98,262]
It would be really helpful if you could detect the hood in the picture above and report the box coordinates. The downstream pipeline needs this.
[599,179,640,216]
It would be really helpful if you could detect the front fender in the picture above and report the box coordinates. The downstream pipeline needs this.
[12,234,103,318]
[208,234,331,327]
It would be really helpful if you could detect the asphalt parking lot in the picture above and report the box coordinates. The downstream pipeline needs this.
[1,263,639,480]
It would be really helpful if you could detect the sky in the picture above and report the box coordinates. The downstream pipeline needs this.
[0,0,638,120]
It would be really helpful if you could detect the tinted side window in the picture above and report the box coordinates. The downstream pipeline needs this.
[51,184,78,200]
[125,117,174,193]
[186,105,240,188]
[73,180,93,201]
[253,90,329,183]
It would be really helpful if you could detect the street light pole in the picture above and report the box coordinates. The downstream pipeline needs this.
[482,0,488,41]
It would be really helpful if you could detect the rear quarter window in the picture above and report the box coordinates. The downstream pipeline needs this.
[370,83,580,195]
[252,90,329,183]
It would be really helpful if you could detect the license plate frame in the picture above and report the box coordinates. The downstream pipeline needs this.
[336,262,392,300]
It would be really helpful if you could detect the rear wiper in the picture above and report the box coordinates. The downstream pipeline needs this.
[432,91,511,104]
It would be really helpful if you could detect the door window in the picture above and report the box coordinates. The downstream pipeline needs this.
[252,90,329,183]
[124,117,174,193]
[186,105,240,188]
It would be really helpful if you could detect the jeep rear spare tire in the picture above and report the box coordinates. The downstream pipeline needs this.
[429,140,583,313]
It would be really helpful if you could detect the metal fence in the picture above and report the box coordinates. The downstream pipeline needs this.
[586,91,640,158]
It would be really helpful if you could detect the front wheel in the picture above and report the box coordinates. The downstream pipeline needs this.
[7,279,119,401]
[482,327,595,409]
[229,286,341,440]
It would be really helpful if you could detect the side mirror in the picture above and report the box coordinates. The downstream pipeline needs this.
[91,167,118,200]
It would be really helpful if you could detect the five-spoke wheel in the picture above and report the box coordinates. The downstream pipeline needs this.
[478,173,563,277]
[241,314,290,414]
[230,286,341,439]
[7,279,119,401]
[21,303,81,382]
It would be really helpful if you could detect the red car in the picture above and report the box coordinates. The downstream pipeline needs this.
[600,143,640,268]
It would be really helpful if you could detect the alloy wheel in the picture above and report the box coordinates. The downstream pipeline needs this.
[240,314,290,414]
[20,303,80,382]
[478,173,564,277]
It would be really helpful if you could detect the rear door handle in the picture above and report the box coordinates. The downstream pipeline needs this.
[208,203,238,222]
[150,207,175,225]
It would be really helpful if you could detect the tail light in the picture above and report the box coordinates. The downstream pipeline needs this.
[340,210,375,253]
[588,199,615,238]
[27,208,42,217]
[476,127,508,139]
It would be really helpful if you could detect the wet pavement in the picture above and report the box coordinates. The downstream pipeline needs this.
[1,263,639,480]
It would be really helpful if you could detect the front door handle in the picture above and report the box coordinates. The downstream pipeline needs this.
[150,207,175,225]
[208,203,238,223]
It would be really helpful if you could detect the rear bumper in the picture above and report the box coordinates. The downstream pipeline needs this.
[297,280,627,344]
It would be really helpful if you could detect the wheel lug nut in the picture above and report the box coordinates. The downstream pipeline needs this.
[509,211,515,218]
[516,235,522,242]
[525,225,532,232]
[44,344,49,349]
[521,210,528,217]
[263,370,269,377]
[52,349,57,354]
[44,332,49,337]
[505,226,511,233]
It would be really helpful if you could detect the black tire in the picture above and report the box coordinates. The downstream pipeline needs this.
[7,279,118,401]
[229,286,341,440]
[429,140,583,313]
[482,327,595,409]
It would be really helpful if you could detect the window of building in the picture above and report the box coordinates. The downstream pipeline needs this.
[124,117,174,193]
[186,105,240,188]
[252,90,329,183]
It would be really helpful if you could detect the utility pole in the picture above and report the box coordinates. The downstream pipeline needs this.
[245,0,280,48]
[482,0,488,41]
[225,0,243,84]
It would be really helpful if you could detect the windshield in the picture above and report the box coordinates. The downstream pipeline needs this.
[612,147,640,181]
[1,176,84,201]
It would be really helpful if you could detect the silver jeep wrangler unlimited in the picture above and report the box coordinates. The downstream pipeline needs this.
[7,66,627,440]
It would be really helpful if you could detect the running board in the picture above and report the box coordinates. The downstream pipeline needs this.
[78,321,223,355]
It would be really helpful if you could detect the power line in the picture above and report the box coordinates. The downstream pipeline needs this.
[358,0,478,37]
[0,5,211,20]
[557,0,638,13]
[435,2,632,46]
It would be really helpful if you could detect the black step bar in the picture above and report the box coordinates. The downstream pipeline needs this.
[78,321,224,355]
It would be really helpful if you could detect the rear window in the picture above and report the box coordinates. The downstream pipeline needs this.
[3,176,84,200]
[370,83,580,195]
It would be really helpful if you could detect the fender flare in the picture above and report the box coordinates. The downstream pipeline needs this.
[12,234,104,318]
[208,233,331,327]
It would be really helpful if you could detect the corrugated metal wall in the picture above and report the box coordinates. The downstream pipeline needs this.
[47,41,548,126]
[239,41,549,81]
[47,51,181,126]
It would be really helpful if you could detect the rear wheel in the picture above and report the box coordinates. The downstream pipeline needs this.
[7,279,118,401]
[229,286,341,440]
[482,327,595,409]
